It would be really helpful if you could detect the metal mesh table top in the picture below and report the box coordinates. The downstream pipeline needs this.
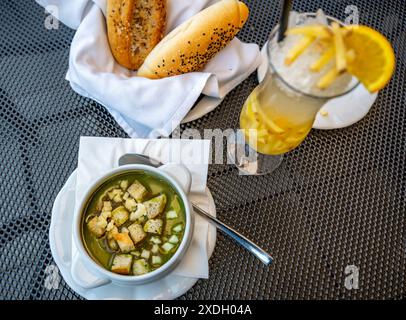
[0,0,405,300]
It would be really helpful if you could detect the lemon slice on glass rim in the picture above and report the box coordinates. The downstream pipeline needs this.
[285,23,396,93]
[344,25,395,93]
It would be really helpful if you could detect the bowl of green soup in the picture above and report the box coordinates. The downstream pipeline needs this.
[72,163,193,287]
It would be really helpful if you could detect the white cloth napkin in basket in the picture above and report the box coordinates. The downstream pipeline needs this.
[76,136,212,278]
[36,0,261,138]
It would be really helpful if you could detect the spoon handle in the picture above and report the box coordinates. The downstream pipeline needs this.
[191,201,273,265]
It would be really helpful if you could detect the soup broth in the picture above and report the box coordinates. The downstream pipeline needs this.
[81,170,186,276]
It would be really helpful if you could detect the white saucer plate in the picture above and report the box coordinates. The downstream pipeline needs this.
[49,170,217,300]
[257,41,378,130]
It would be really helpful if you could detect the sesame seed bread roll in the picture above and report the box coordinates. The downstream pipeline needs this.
[107,0,166,70]
[137,0,249,79]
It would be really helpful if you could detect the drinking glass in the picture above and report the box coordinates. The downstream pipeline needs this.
[228,13,360,175]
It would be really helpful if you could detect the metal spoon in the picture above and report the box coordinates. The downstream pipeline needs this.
[119,153,273,265]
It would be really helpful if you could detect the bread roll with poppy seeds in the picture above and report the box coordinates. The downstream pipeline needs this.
[137,0,249,79]
[107,0,166,70]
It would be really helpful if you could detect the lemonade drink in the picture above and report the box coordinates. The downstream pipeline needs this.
[240,72,325,155]
[240,12,354,156]
[232,10,394,174]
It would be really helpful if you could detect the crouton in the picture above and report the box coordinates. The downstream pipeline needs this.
[127,180,147,202]
[87,216,107,238]
[114,232,135,253]
[129,203,147,221]
[111,206,129,226]
[106,220,115,232]
[128,223,146,245]
[107,224,119,251]
[102,201,112,212]
[107,188,123,200]
[124,197,137,212]
[144,194,167,219]
[100,210,111,220]
[143,219,163,234]
[113,193,123,203]
[120,180,129,191]
[133,259,150,275]
[111,254,132,275]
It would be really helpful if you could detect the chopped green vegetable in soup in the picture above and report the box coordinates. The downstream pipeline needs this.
[82,171,186,275]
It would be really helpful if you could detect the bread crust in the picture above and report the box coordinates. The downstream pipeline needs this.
[107,0,166,70]
[137,0,249,79]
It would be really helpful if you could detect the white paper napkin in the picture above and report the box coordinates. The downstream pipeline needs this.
[75,136,212,278]
[36,0,261,138]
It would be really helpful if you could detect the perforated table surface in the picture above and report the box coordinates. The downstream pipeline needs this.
[1,0,405,300]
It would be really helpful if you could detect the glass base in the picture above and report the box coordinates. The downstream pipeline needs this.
[227,130,283,175]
